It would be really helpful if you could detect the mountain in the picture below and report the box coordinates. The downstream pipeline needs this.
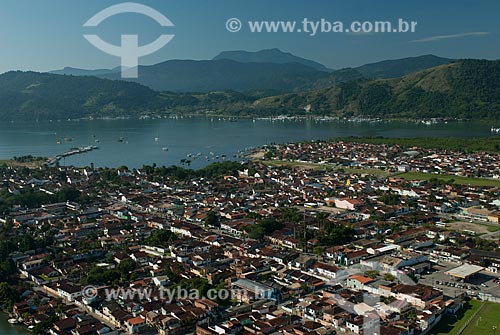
[48,53,451,94]
[353,54,452,79]
[213,48,332,72]
[99,59,330,93]
[0,71,162,121]
[50,49,334,93]
[253,59,500,119]
[0,71,255,121]
[50,67,116,77]
[52,59,331,93]
[6,59,499,121]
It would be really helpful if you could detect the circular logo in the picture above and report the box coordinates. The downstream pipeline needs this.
[226,18,242,33]
[82,285,98,300]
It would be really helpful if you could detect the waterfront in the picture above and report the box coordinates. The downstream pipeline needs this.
[0,313,31,335]
[0,118,495,169]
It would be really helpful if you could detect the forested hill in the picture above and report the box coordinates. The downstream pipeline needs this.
[1,59,499,121]
[0,71,164,121]
[0,71,251,121]
[253,59,500,119]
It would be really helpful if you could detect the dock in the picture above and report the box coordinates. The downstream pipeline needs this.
[46,146,99,165]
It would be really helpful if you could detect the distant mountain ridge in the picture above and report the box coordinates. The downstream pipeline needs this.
[50,67,116,77]
[98,59,329,93]
[354,54,452,79]
[3,59,500,121]
[212,48,333,72]
[49,52,452,94]
[253,59,500,119]
[0,71,253,121]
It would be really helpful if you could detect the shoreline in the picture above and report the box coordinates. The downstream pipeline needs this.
[4,114,499,124]
[0,311,31,335]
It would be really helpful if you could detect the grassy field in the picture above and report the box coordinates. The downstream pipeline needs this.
[262,160,332,170]
[488,226,500,233]
[343,167,392,177]
[398,172,500,187]
[461,302,500,335]
[262,160,393,177]
[262,161,500,186]
[0,159,46,168]
[430,301,500,335]
[332,136,500,154]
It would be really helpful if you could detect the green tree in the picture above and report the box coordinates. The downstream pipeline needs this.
[313,246,324,255]
[0,282,17,307]
[364,270,379,279]
[145,229,176,248]
[383,273,395,281]
[118,259,137,276]
[204,211,220,228]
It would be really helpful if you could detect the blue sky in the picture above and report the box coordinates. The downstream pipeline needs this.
[0,0,498,73]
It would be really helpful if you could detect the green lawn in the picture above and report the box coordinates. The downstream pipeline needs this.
[263,160,500,186]
[263,160,331,170]
[343,167,392,177]
[263,160,392,176]
[398,172,500,187]
[487,226,500,233]
[40,274,61,281]
[430,301,500,335]
[461,302,500,335]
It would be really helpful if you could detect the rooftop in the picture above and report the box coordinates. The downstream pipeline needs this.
[445,264,484,279]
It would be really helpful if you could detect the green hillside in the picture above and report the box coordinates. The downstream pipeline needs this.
[253,60,500,119]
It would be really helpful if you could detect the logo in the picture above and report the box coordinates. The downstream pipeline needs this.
[83,2,175,78]
[226,18,242,33]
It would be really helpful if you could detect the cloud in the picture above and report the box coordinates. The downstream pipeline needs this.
[410,32,490,43]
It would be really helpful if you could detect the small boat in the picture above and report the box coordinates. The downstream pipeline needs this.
[118,137,124,142]
[155,137,159,142]
[162,147,168,151]
[8,318,20,324]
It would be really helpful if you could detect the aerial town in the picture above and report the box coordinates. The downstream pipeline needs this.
[1,140,500,335]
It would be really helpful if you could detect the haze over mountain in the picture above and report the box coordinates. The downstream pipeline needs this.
[212,48,332,72]
[99,59,328,93]
[0,71,254,121]
[255,59,500,119]
[3,59,500,121]
[49,50,452,93]
[50,67,116,77]
[354,54,452,79]
[51,49,335,93]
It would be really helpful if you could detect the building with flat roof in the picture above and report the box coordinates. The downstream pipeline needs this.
[445,264,484,281]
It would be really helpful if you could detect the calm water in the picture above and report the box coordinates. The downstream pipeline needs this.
[0,118,495,334]
[0,313,31,335]
[0,118,494,169]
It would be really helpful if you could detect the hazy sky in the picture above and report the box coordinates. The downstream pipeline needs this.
[0,0,498,73]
